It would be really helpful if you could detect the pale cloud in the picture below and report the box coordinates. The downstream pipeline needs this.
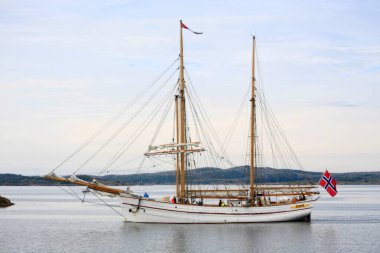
[2,78,92,89]
[319,101,359,108]
[0,0,379,174]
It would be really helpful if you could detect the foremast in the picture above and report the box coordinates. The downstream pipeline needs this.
[250,36,256,202]
[144,20,204,203]
[179,20,187,202]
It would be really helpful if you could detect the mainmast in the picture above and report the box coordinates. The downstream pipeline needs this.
[179,20,187,202]
[250,36,256,201]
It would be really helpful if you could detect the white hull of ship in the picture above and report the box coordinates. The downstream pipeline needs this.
[120,195,315,224]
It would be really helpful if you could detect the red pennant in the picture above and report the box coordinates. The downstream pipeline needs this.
[181,22,203,35]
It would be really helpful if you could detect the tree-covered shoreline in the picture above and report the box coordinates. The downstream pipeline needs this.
[1,166,379,186]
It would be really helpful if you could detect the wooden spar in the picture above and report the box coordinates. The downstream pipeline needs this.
[179,20,186,202]
[145,148,205,156]
[253,185,317,190]
[188,196,248,200]
[250,36,256,201]
[186,186,318,193]
[175,95,180,199]
[187,189,249,193]
[149,142,200,148]
[186,192,319,199]
[45,174,125,195]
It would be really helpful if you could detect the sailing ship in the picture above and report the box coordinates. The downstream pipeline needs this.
[46,21,320,223]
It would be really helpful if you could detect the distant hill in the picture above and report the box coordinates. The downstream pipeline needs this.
[0,166,379,186]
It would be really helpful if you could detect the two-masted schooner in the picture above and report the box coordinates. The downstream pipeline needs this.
[46,21,320,223]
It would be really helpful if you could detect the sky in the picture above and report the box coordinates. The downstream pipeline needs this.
[0,0,379,175]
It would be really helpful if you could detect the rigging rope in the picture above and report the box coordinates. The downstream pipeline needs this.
[50,58,179,175]
[98,80,179,174]
[222,83,250,151]
[57,186,121,209]
[90,190,124,218]
[185,69,233,167]
[72,67,179,175]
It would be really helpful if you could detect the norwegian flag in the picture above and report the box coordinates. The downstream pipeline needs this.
[319,170,338,197]
[181,21,203,35]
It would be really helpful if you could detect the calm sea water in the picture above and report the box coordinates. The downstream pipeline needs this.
[0,185,379,253]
